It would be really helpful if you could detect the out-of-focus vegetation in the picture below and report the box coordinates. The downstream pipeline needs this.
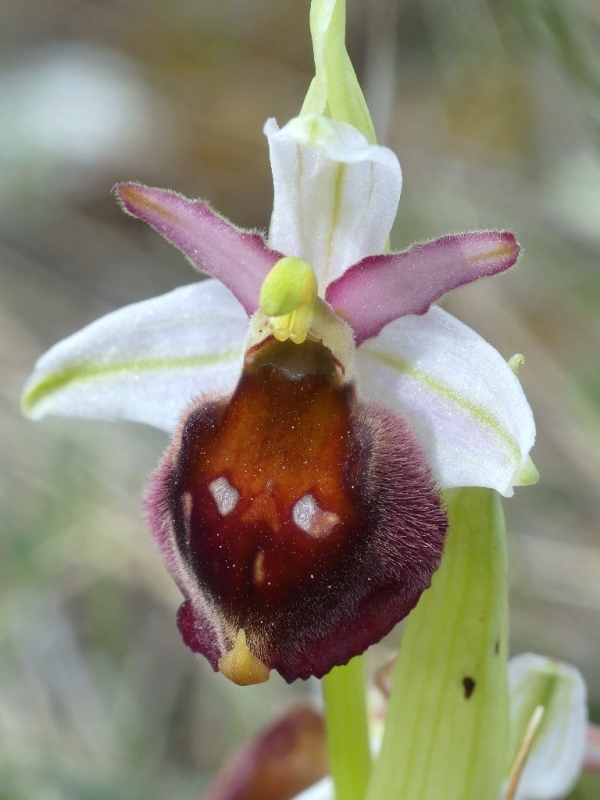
[1,0,600,797]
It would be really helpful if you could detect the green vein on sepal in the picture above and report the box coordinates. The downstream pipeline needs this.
[362,346,522,463]
[21,350,242,416]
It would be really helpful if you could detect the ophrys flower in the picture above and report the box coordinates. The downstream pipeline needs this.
[22,114,535,684]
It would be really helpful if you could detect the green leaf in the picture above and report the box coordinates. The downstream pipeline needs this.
[366,488,509,800]
[322,656,371,800]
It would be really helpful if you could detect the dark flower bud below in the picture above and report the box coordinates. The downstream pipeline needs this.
[145,336,448,684]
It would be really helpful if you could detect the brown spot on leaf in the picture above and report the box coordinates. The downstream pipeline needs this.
[463,677,476,699]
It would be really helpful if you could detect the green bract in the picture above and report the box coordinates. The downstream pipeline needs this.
[366,488,509,800]
[301,0,376,143]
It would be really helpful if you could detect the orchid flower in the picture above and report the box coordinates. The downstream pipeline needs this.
[21,104,536,691]
[21,2,595,799]
[20,0,539,695]
[21,112,534,685]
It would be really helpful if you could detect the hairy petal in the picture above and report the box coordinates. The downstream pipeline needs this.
[508,653,587,800]
[265,115,401,289]
[22,281,247,431]
[356,306,535,497]
[146,337,446,683]
[117,183,282,314]
[326,232,520,345]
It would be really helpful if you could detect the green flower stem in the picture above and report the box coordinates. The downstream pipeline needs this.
[366,488,510,800]
[322,655,372,800]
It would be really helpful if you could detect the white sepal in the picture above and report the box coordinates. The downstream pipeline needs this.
[22,280,247,432]
[265,114,401,289]
[356,305,536,497]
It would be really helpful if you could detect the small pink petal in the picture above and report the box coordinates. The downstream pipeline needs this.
[326,232,520,345]
[116,183,283,315]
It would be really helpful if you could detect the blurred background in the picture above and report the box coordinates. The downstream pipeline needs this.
[2,0,600,797]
